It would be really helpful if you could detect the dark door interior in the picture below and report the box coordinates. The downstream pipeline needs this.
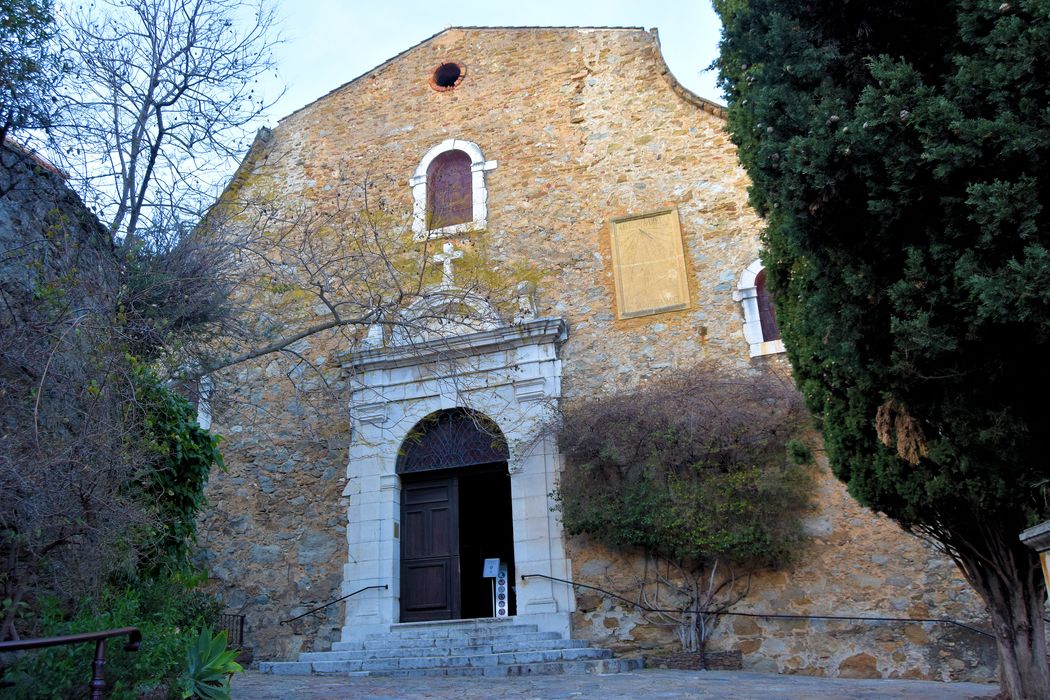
[400,464,515,622]
[459,468,516,618]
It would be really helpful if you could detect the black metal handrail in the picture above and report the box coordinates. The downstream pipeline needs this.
[521,573,994,639]
[280,585,388,625]
[0,626,142,700]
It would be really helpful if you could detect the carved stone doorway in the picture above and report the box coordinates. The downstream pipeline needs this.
[340,318,574,641]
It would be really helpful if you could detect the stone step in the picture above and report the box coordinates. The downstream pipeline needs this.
[335,646,611,672]
[367,620,539,640]
[262,620,639,678]
[369,657,644,678]
[330,630,563,652]
[494,647,612,665]
[266,646,613,675]
[302,637,590,662]
[260,660,312,675]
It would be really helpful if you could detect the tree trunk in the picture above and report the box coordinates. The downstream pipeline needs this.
[984,574,1049,700]
[955,530,1049,700]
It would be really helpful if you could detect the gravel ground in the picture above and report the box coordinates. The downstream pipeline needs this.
[230,668,999,700]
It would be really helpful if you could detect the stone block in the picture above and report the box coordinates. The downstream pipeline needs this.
[249,544,280,564]
[297,529,340,565]
[837,652,879,679]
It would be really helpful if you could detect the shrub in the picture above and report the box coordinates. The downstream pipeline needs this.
[126,361,224,574]
[1,574,221,699]
[178,628,243,700]
[553,362,812,650]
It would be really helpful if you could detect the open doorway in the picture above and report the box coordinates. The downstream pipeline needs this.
[397,408,517,623]
[458,466,516,619]
[399,464,516,621]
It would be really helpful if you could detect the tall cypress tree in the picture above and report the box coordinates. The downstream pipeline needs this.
[715,1,1050,697]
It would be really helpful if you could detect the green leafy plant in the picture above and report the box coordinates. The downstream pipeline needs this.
[553,363,812,651]
[179,628,243,700]
[715,1,1050,696]
[126,360,225,573]
[1,577,221,699]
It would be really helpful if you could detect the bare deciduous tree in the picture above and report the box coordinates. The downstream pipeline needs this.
[185,158,541,437]
[1,0,282,639]
[54,0,281,247]
[1,0,544,645]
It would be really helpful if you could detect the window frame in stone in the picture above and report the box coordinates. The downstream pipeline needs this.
[734,258,786,358]
[410,139,497,240]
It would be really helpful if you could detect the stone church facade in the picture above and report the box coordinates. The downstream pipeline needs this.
[197,27,995,680]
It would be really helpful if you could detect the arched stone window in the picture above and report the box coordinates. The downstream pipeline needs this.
[410,139,497,239]
[734,259,785,357]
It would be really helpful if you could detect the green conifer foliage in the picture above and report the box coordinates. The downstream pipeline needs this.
[715,2,1050,697]
[0,0,61,139]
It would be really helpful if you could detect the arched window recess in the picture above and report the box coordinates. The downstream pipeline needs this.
[410,139,497,240]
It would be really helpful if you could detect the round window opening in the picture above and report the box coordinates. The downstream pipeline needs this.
[430,62,465,91]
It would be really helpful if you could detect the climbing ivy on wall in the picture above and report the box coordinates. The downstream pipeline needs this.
[128,361,224,573]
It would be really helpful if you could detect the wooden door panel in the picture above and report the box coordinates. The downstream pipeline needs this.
[400,477,460,621]
[405,484,450,504]
[402,559,453,613]
[427,506,453,555]
[403,507,453,558]
[403,510,425,558]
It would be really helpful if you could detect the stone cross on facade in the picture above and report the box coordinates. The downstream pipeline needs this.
[433,241,463,287]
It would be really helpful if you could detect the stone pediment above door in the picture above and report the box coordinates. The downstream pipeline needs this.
[388,287,504,346]
[361,239,539,349]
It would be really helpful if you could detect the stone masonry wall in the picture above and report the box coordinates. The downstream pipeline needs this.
[568,451,997,682]
[196,356,349,660]
[196,27,994,679]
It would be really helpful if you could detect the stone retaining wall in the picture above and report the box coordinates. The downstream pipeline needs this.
[567,458,997,682]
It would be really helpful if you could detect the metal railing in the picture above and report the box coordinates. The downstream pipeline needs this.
[521,573,994,639]
[0,627,142,700]
[280,584,388,625]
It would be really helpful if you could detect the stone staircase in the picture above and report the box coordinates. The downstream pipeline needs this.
[259,618,642,678]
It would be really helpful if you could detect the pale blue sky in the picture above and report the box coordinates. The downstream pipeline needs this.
[264,0,723,122]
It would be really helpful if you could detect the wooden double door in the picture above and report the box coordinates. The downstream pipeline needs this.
[399,465,514,622]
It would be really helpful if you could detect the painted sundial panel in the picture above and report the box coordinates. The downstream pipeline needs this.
[609,208,690,318]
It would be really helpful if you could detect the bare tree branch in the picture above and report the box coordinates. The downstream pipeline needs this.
[53,0,282,247]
